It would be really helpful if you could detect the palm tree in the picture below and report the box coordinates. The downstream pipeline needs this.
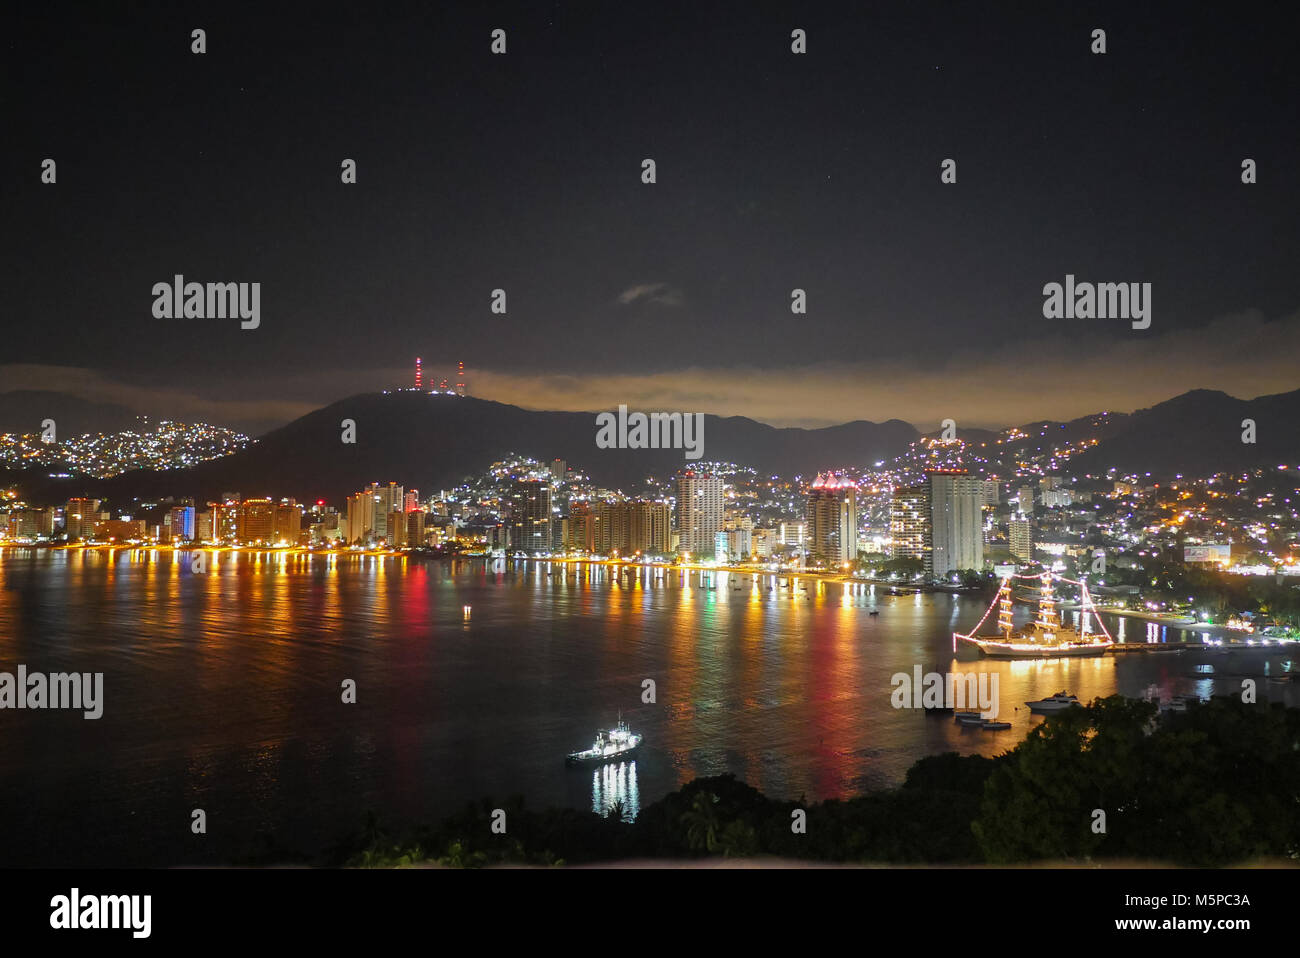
[681,792,721,852]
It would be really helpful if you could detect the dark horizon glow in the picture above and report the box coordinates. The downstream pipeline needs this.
[5,3,1298,435]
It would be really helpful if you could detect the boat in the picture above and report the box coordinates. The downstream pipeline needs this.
[1025,691,1081,713]
[955,712,985,726]
[980,719,1011,730]
[954,573,1113,659]
[565,715,642,766]
[869,610,880,616]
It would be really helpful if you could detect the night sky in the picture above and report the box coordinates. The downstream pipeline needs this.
[5,1,1298,434]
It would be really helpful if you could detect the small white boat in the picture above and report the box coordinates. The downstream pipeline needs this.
[565,715,642,766]
[1025,691,1081,713]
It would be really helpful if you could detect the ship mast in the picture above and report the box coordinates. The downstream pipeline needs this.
[997,577,1014,638]
[1036,571,1059,631]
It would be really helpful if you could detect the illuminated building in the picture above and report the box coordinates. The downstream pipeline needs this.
[675,472,724,556]
[1009,515,1033,562]
[387,511,407,547]
[93,518,145,541]
[509,479,552,553]
[929,471,984,577]
[346,491,375,543]
[891,484,930,568]
[64,498,102,540]
[982,479,1000,506]
[238,498,276,542]
[168,506,196,542]
[405,510,426,545]
[805,474,858,566]
[273,500,301,543]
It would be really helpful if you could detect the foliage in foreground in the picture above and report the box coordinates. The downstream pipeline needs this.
[331,696,1299,868]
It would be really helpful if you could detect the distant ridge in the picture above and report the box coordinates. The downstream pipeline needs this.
[5,386,1298,504]
[1068,387,1300,478]
[12,393,918,503]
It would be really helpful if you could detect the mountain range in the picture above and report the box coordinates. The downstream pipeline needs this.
[2,386,1296,505]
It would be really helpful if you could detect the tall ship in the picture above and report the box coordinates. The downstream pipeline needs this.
[954,572,1114,659]
[565,714,643,766]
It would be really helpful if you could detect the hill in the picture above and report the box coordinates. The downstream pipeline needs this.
[12,392,918,503]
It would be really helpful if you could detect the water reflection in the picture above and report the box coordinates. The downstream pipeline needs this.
[1,548,1298,866]
[592,761,639,821]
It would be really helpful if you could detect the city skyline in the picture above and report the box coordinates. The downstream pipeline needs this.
[4,0,1299,904]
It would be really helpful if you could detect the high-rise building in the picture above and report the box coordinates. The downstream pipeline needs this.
[1009,516,1033,562]
[621,500,672,555]
[891,471,984,577]
[675,472,724,557]
[982,480,1001,506]
[566,499,672,555]
[928,472,984,577]
[387,511,407,547]
[566,500,596,552]
[273,500,301,543]
[367,482,404,541]
[509,479,552,553]
[64,498,101,540]
[8,509,54,540]
[406,510,426,546]
[1017,484,1035,517]
[549,459,567,483]
[346,491,376,543]
[890,484,930,567]
[208,498,240,542]
[238,498,276,542]
[805,475,858,567]
[168,505,196,542]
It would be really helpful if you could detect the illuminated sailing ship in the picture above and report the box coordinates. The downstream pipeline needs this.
[954,572,1114,659]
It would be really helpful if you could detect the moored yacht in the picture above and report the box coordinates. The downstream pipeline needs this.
[1025,691,1082,713]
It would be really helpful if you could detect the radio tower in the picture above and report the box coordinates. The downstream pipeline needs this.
[456,360,466,396]
[414,357,422,390]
